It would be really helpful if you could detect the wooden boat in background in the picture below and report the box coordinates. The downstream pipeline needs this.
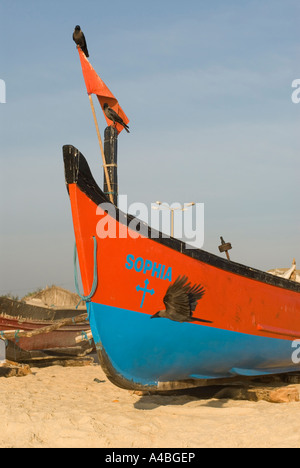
[63,144,300,392]
[0,296,94,362]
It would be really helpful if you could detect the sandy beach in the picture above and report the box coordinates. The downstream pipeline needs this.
[1,362,300,448]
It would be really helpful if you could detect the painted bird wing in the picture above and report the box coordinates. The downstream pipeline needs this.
[188,283,205,312]
[163,275,206,321]
[163,276,193,320]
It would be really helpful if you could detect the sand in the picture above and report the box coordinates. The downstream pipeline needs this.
[0,363,300,448]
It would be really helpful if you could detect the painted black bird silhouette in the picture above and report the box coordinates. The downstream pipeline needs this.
[73,25,89,57]
[103,103,130,133]
[151,275,212,323]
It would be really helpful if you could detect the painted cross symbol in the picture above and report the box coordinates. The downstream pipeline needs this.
[136,279,155,308]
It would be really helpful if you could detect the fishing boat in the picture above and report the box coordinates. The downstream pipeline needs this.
[0,296,93,362]
[63,144,300,392]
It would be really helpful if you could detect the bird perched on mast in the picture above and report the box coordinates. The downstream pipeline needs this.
[151,275,212,323]
[103,103,130,133]
[73,25,89,57]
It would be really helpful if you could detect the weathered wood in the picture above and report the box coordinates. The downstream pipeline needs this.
[155,372,300,402]
[0,313,88,340]
[28,356,95,368]
[283,373,300,384]
[214,383,300,403]
[103,126,118,206]
[248,385,299,403]
[0,360,31,378]
[88,95,114,204]
[75,330,93,343]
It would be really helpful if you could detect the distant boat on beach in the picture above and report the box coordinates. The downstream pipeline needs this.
[0,289,94,363]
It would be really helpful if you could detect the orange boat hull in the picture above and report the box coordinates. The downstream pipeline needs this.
[64,145,300,391]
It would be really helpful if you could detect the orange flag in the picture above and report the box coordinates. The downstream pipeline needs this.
[77,47,129,134]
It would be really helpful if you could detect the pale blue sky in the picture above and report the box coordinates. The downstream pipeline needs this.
[0,0,299,296]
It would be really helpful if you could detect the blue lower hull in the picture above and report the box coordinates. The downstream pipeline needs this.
[89,302,299,388]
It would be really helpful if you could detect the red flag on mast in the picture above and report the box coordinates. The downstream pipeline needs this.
[77,47,129,134]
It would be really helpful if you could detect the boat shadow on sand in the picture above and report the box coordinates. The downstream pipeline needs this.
[133,386,235,410]
[133,374,300,410]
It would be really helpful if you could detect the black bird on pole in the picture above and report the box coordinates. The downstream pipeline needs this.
[151,275,212,324]
[103,103,130,133]
[73,25,89,57]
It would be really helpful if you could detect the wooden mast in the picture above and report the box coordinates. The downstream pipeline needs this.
[88,94,114,204]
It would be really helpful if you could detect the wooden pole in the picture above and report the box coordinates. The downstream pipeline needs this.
[104,126,118,206]
[171,209,174,238]
[88,94,114,204]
